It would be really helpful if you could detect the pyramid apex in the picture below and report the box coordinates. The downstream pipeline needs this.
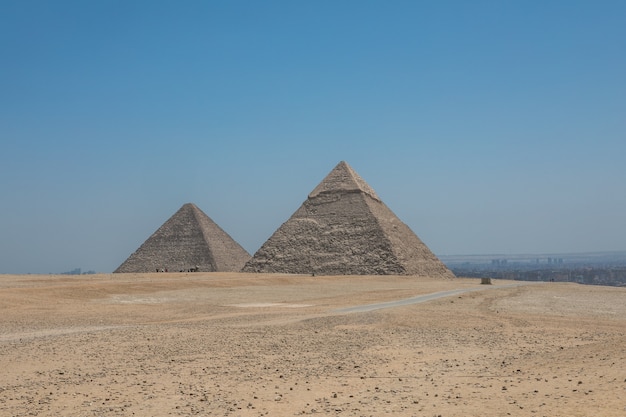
[308,161,380,201]
[179,203,203,216]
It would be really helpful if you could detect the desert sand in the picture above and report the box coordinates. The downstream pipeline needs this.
[1,273,625,416]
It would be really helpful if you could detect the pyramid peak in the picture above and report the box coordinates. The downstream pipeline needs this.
[176,203,204,218]
[308,161,380,201]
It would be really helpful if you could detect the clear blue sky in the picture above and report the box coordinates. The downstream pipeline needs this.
[1,1,625,273]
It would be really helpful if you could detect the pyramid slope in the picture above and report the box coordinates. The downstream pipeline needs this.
[364,197,454,278]
[114,203,250,273]
[243,161,454,278]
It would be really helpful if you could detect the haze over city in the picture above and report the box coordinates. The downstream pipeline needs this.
[1,1,625,274]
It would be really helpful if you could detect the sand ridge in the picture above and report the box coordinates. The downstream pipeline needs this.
[1,273,625,416]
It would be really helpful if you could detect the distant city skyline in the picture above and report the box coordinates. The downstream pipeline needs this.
[1,1,625,273]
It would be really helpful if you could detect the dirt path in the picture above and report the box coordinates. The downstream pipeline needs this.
[334,282,531,313]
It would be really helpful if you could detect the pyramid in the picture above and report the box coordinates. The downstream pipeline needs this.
[114,203,250,273]
[242,161,454,278]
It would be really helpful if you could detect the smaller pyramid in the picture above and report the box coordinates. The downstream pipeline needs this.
[114,203,250,273]
[242,161,454,278]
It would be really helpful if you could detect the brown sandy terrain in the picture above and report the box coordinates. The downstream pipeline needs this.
[1,273,625,416]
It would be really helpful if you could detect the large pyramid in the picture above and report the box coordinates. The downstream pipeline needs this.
[114,203,250,273]
[242,161,454,278]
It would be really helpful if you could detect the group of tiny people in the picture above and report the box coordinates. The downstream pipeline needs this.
[155,266,199,272]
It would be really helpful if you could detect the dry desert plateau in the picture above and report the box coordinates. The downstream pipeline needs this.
[1,273,625,416]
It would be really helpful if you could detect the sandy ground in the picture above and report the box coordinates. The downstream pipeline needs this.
[0,273,625,417]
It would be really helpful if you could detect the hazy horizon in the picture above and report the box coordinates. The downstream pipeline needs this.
[2,2,625,274]
[39,249,626,276]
